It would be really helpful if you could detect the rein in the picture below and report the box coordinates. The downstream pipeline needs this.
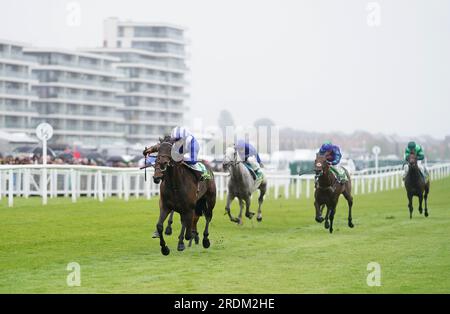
[315,158,336,192]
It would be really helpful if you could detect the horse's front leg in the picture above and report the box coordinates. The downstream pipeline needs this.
[225,193,239,223]
[165,210,174,235]
[324,205,331,229]
[314,200,324,223]
[424,185,429,217]
[418,193,424,215]
[244,194,255,219]
[157,202,171,256]
[329,207,336,234]
[407,192,413,219]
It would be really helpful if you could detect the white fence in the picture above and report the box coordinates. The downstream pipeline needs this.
[1,163,450,207]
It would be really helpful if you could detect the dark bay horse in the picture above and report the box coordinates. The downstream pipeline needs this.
[313,154,354,233]
[153,139,216,255]
[404,152,430,219]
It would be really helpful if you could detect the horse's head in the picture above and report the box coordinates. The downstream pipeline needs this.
[153,141,173,184]
[223,146,240,171]
[314,154,329,177]
[408,152,418,168]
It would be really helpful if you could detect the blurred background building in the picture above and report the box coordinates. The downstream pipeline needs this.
[23,48,125,147]
[0,18,189,151]
[0,40,38,134]
[87,18,188,145]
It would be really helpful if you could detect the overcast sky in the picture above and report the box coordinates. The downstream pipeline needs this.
[1,0,449,139]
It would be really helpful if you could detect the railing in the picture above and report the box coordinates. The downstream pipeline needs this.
[1,163,450,208]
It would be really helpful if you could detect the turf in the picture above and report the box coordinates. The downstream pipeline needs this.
[0,177,449,294]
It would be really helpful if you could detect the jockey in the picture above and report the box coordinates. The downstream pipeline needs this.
[403,141,428,180]
[170,126,200,165]
[235,139,264,179]
[318,141,346,182]
[143,126,199,165]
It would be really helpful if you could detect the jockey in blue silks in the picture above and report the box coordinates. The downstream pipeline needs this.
[318,141,347,182]
[143,126,200,166]
[170,126,200,165]
[319,141,342,166]
[235,139,264,179]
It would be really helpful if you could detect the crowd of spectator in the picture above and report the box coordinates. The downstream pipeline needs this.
[0,152,141,168]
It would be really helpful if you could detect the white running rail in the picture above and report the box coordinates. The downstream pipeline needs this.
[1,163,450,207]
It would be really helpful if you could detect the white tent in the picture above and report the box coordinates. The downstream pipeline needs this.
[0,130,38,153]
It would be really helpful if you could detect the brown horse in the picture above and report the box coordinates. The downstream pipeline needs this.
[153,139,216,255]
[313,153,354,233]
[404,152,430,219]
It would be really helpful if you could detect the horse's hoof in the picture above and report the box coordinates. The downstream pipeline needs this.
[257,216,262,222]
[161,246,170,256]
[425,212,429,217]
[165,227,172,235]
[315,217,324,223]
[246,212,255,219]
[203,238,210,249]
[324,221,330,229]
[329,228,333,234]
[348,221,354,228]
[177,243,185,251]
[231,218,239,223]
[419,208,423,214]
[152,231,160,238]
[194,234,200,245]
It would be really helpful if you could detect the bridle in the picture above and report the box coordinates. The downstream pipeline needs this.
[314,155,335,191]
[223,147,242,169]
[407,152,418,170]
[154,142,174,176]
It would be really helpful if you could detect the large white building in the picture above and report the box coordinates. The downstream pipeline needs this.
[23,48,126,146]
[0,18,189,149]
[0,40,38,134]
[86,18,188,144]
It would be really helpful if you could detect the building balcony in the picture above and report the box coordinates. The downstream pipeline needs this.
[38,59,116,73]
[0,51,37,63]
[38,93,123,104]
[0,69,37,80]
[0,87,37,96]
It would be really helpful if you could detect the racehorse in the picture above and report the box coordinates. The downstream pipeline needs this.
[313,153,354,233]
[222,146,267,224]
[153,137,216,255]
[404,152,430,219]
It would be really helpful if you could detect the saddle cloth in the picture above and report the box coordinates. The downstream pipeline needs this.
[182,161,212,180]
[330,166,349,183]
[243,162,265,188]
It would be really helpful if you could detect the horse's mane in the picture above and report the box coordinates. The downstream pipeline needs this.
[159,135,175,144]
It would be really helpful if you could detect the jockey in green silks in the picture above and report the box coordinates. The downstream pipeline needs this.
[403,141,429,181]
